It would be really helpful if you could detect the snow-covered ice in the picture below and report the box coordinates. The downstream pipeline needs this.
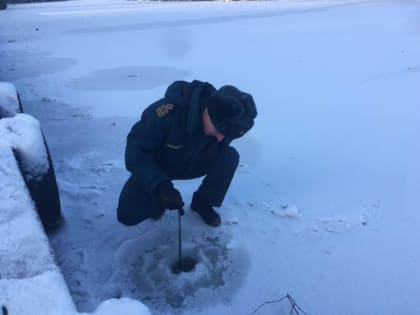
[1,0,420,314]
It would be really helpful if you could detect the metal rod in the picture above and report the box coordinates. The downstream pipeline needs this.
[178,209,182,266]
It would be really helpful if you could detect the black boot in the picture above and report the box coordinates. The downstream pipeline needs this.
[191,192,221,227]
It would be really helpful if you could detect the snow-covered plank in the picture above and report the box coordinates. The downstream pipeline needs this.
[0,147,54,278]
[0,114,49,181]
[0,82,20,118]
[0,147,76,314]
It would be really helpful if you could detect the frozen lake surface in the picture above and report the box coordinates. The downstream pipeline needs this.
[1,0,420,314]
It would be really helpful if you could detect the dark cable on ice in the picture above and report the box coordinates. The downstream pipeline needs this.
[251,294,308,315]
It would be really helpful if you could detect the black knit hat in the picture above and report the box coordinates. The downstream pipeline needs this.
[206,85,257,139]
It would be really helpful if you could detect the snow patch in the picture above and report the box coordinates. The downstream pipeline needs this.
[263,202,301,219]
[313,213,369,234]
[0,270,76,315]
[83,298,151,315]
[41,96,59,103]
[0,82,20,118]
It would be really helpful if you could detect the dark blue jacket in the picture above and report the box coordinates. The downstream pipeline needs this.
[125,80,231,194]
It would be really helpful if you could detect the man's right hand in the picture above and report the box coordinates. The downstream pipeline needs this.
[156,181,184,211]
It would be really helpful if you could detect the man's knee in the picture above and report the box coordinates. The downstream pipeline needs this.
[117,206,145,226]
[220,146,240,170]
[117,176,158,226]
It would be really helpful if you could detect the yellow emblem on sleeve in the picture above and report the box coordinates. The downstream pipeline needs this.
[155,103,174,118]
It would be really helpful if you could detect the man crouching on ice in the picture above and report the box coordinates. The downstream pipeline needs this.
[117,80,257,227]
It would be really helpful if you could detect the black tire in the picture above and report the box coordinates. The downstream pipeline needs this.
[3,90,62,232]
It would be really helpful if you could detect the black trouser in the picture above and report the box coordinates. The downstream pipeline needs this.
[117,146,239,226]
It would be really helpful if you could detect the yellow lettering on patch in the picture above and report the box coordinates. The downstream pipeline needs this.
[155,103,174,118]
